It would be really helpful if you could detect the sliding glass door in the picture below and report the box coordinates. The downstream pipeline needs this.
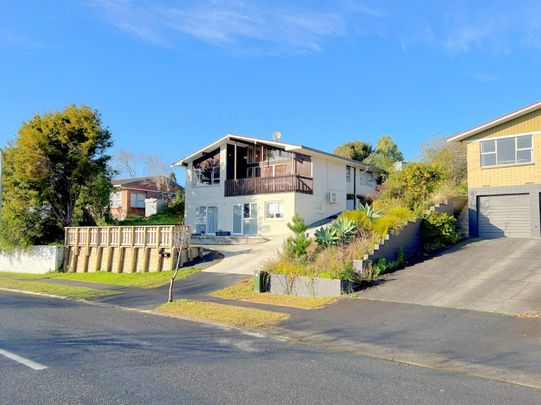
[232,203,257,235]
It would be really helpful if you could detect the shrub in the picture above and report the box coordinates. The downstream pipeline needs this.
[263,255,314,277]
[379,163,444,213]
[332,218,357,244]
[314,226,338,248]
[339,210,372,230]
[370,250,406,278]
[421,211,460,250]
[358,203,383,221]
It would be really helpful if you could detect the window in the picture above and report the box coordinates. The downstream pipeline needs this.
[130,192,146,208]
[193,166,220,185]
[480,135,533,167]
[274,164,287,177]
[246,167,261,178]
[346,166,352,183]
[110,191,122,208]
[265,201,284,219]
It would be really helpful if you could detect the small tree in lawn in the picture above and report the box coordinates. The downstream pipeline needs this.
[285,213,311,260]
[168,225,192,302]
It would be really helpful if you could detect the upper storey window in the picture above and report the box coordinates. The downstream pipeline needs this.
[193,148,220,186]
[480,135,533,167]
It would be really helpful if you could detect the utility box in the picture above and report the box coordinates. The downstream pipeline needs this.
[145,198,166,217]
[253,270,269,293]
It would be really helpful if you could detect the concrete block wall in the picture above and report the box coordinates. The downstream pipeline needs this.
[364,197,467,266]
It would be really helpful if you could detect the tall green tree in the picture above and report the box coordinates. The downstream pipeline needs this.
[333,141,372,162]
[1,105,113,247]
[364,135,404,172]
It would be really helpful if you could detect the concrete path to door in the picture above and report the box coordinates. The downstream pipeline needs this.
[202,234,287,275]
[358,238,541,315]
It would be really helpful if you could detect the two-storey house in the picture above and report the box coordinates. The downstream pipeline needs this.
[449,101,541,238]
[173,134,380,235]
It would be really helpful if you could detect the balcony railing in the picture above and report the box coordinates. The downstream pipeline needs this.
[225,175,313,197]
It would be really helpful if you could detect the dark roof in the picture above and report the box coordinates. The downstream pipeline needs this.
[112,176,183,190]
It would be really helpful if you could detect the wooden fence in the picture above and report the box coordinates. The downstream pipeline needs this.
[64,225,200,273]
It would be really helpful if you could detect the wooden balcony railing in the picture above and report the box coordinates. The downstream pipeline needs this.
[224,175,313,197]
[65,225,191,249]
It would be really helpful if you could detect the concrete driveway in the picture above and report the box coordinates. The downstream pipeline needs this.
[202,235,287,275]
[359,238,541,315]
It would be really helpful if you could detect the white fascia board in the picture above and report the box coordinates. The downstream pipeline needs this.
[447,101,541,143]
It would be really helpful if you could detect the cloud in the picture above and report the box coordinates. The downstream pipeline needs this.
[87,0,373,54]
[87,0,541,56]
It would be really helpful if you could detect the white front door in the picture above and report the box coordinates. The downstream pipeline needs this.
[233,203,257,235]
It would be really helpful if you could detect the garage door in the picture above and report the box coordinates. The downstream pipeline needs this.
[478,194,530,238]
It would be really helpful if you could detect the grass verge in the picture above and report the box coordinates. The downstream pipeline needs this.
[156,299,288,329]
[47,268,201,289]
[0,278,119,300]
[0,268,201,289]
[210,279,338,309]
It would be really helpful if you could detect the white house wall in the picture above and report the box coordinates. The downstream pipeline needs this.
[184,143,378,235]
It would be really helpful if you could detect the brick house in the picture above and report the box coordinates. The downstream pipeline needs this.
[449,101,541,238]
[110,177,182,220]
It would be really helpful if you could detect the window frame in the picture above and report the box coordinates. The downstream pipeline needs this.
[265,201,285,220]
[480,134,533,168]
[130,192,146,208]
[346,166,352,183]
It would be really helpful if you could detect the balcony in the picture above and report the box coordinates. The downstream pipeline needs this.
[224,175,313,197]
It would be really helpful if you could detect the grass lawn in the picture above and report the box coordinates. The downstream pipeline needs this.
[118,211,183,226]
[210,279,338,309]
[0,272,45,279]
[156,299,288,329]
[47,267,202,289]
[0,278,119,300]
[0,268,201,289]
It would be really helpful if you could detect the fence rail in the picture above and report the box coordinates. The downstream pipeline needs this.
[65,225,191,249]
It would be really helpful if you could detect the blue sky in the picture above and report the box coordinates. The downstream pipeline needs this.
[2,0,541,179]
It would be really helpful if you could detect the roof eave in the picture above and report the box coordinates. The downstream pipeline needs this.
[448,100,541,143]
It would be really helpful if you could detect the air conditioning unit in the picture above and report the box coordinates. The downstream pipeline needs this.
[327,191,338,204]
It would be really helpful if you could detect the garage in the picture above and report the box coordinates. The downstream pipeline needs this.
[478,194,531,238]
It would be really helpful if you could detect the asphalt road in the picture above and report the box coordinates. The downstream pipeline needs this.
[1,291,539,404]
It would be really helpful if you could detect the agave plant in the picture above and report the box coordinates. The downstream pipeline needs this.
[359,203,383,221]
[331,217,357,244]
[315,225,338,247]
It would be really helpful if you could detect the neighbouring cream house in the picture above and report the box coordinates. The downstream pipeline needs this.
[173,134,381,236]
[449,101,541,238]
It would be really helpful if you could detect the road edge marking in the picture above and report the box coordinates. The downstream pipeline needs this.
[0,348,47,371]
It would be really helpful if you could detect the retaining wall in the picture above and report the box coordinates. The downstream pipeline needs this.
[365,197,467,265]
[0,246,65,274]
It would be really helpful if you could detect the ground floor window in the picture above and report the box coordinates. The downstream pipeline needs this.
[130,192,146,208]
[233,203,257,235]
[265,201,284,219]
[195,205,218,234]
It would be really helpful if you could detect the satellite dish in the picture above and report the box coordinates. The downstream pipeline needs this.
[272,131,282,141]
